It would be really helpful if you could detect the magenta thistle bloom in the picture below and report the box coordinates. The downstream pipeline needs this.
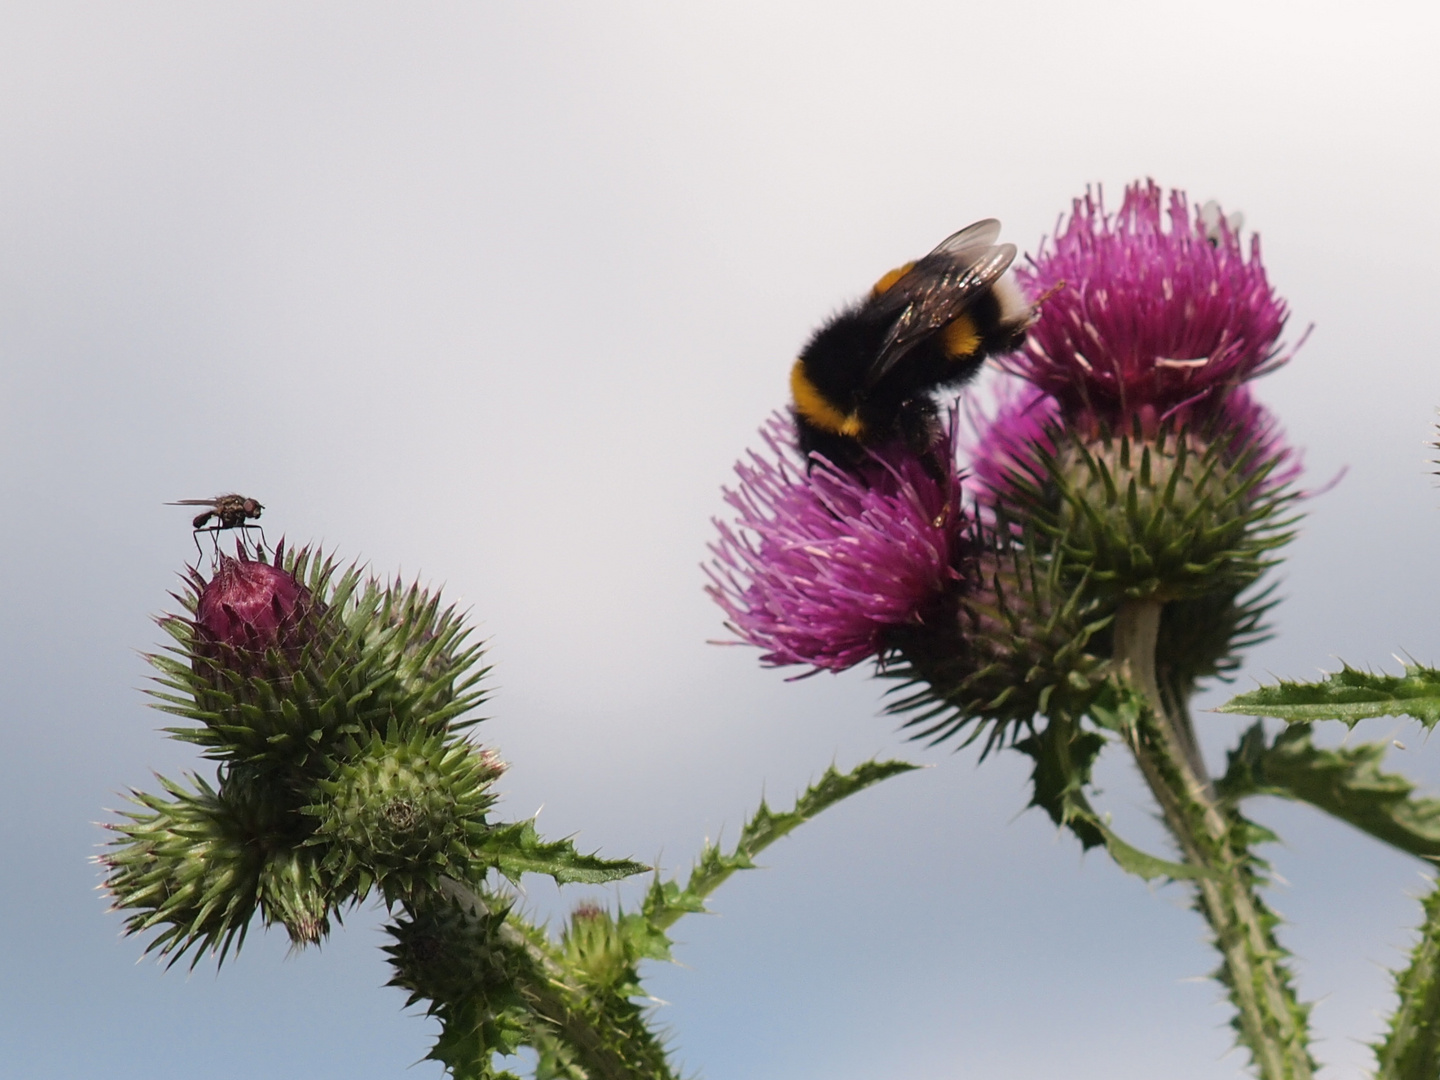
[1011,180,1300,434]
[706,415,966,673]
[195,542,312,655]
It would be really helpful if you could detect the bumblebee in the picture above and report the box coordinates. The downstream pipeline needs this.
[789,219,1033,472]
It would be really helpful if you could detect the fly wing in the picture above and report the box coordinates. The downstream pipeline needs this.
[866,241,1017,387]
[167,499,219,507]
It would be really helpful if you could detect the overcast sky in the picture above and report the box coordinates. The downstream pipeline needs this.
[2,3,1439,1078]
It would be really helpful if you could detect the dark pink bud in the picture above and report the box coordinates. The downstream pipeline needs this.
[195,547,311,654]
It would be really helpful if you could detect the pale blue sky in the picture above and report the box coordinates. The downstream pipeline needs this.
[2,3,1439,1078]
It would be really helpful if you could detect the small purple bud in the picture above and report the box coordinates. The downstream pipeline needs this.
[195,544,311,655]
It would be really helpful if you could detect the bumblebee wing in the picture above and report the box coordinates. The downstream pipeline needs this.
[926,218,1002,260]
[867,241,1017,386]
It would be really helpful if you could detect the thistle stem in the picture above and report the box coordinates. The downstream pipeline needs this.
[1113,599,1314,1080]
[439,879,678,1080]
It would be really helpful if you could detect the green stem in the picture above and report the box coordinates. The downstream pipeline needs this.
[1113,599,1314,1080]
[1375,881,1440,1080]
[440,879,678,1080]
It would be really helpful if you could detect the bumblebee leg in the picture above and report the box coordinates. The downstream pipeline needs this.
[895,398,950,485]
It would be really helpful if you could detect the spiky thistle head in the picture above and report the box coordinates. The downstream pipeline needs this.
[308,726,505,905]
[150,547,490,769]
[706,413,967,673]
[384,885,528,1012]
[883,526,1111,752]
[100,769,277,967]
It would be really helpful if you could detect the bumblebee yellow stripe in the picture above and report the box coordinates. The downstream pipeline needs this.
[791,360,864,437]
[871,261,916,297]
[942,313,981,358]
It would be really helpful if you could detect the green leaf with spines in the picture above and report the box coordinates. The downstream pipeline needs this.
[1216,722,1440,860]
[476,820,647,886]
[633,759,918,963]
[1014,709,1210,882]
[1220,662,1440,727]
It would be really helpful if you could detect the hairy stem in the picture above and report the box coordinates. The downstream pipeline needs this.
[1113,599,1314,1080]
[1374,882,1440,1080]
[440,879,677,1080]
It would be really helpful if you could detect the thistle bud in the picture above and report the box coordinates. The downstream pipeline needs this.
[309,728,505,903]
[101,770,274,966]
[258,847,332,948]
[885,534,1109,752]
[195,546,312,656]
[384,888,517,1009]
[562,901,635,993]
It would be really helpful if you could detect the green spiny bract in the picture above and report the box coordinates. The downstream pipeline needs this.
[101,769,276,967]
[993,420,1297,603]
[385,887,532,1021]
[308,726,504,905]
[882,530,1111,753]
[258,844,335,947]
[562,902,642,997]
[147,546,489,772]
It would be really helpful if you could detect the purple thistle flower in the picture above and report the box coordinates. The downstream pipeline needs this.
[962,381,1059,511]
[706,415,966,673]
[1011,180,1302,435]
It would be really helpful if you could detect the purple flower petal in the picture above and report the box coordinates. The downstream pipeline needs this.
[1011,180,1300,433]
[706,415,966,673]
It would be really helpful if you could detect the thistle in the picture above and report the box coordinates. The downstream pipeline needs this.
[706,413,966,673]
[1009,179,1301,434]
[708,182,1322,1079]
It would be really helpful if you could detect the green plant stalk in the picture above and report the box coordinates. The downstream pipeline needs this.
[1113,599,1314,1080]
[1374,881,1440,1080]
[438,878,678,1080]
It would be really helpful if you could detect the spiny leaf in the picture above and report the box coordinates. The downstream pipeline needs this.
[640,759,918,937]
[1216,722,1440,861]
[476,821,648,886]
[1015,714,1209,882]
[1220,663,1440,727]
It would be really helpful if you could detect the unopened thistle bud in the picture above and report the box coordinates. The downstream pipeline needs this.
[258,846,333,948]
[885,532,1110,752]
[309,727,505,904]
[562,902,636,993]
[194,545,314,661]
[384,888,520,1010]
